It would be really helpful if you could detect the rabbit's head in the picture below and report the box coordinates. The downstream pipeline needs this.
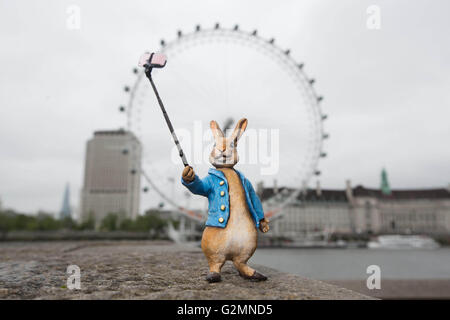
[209,118,248,168]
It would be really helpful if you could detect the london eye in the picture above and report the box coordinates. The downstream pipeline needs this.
[120,24,329,221]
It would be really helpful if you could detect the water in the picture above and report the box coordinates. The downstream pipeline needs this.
[250,248,450,280]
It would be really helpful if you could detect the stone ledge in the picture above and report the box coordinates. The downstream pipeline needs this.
[0,241,373,300]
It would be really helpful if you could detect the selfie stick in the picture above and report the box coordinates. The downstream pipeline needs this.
[139,52,189,167]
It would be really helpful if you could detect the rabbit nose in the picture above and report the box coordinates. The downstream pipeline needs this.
[217,141,226,152]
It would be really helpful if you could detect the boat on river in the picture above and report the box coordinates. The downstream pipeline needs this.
[367,235,440,249]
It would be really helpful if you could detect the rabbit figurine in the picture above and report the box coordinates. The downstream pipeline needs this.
[181,118,270,283]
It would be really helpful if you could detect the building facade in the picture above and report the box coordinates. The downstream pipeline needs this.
[349,185,450,234]
[80,130,141,226]
[260,181,450,237]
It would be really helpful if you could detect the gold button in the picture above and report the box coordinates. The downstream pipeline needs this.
[220,205,226,211]
[220,191,225,196]
[219,181,225,186]
[218,217,224,223]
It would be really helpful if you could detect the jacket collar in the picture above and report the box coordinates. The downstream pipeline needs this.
[208,168,225,179]
[208,167,245,181]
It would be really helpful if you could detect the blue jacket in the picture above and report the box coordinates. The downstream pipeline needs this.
[181,168,265,228]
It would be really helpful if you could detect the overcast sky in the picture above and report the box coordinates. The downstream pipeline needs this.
[0,0,449,214]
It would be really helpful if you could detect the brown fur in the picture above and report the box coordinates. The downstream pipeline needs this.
[182,118,269,281]
[201,167,258,277]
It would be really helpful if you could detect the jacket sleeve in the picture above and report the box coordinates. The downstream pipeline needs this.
[245,178,265,221]
[181,175,211,197]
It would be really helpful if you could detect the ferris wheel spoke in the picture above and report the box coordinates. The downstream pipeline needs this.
[163,65,222,111]
[126,25,326,217]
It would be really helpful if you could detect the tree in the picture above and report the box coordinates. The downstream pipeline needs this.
[33,212,61,231]
[100,213,119,231]
[119,218,135,231]
[77,211,95,230]
[61,216,76,229]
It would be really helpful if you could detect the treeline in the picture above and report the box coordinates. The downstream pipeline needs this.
[0,209,177,233]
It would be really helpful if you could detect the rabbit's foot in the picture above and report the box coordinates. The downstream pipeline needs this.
[206,272,221,283]
[239,270,268,281]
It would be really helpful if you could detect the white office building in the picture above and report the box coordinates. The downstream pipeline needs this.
[80,130,141,226]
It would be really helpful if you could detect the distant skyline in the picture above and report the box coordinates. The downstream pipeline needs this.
[59,183,72,219]
[1,0,449,214]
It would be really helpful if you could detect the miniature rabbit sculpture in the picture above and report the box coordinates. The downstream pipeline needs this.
[181,118,270,283]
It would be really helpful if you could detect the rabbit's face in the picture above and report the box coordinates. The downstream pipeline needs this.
[209,118,248,168]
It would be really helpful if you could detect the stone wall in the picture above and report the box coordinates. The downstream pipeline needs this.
[0,240,372,300]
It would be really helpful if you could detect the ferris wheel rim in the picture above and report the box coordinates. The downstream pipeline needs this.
[123,24,329,215]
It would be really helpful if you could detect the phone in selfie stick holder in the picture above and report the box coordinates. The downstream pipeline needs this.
[138,52,189,167]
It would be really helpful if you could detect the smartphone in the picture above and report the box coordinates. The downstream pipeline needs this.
[138,52,167,68]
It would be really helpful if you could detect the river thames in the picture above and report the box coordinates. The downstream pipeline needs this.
[251,247,450,280]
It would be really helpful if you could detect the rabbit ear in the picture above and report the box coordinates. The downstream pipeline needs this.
[231,118,248,142]
[210,120,224,139]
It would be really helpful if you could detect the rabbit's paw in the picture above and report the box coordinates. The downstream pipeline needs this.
[259,218,270,233]
[240,270,268,281]
[182,166,195,183]
[206,272,221,283]
[251,271,268,281]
